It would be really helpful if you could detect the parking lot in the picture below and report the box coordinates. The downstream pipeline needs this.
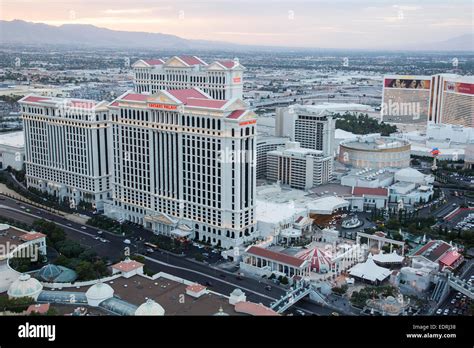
[436,266,474,316]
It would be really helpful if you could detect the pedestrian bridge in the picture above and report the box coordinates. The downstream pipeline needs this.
[270,281,328,314]
[447,273,474,299]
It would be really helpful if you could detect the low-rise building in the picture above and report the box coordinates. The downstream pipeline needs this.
[0,131,24,171]
[348,187,389,211]
[410,240,464,272]
[240,246,312,279]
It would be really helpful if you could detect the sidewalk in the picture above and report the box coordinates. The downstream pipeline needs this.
[0,183,27,200]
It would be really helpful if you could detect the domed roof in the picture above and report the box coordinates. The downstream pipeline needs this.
[36,264,78,283]
[37,264,61,281]
[135,299,165,316]
[8,274,43,299]
[231,288,244,296]
[86,282,114,302]
[386,296,396,304]
[214,306,229,316]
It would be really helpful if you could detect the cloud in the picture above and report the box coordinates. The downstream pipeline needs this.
[103,7,172,15]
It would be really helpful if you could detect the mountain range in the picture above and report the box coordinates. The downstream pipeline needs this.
[0,20,472,52]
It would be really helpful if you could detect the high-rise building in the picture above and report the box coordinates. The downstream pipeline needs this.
[256,136,289,179]
[267,142,332,190]
[381,74,474,128]
[132,56,244,100]
[381,75,431,124]
[19,95,111,210]
[276,105,335,157]
[428,74,474,127]
[105,88,256,248]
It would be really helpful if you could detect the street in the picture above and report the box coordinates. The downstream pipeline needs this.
[0,194,337,315]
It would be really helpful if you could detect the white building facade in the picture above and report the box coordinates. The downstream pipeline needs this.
[275,105,336,157]
[267,142,332,190]
[105,88,256,248]
[256,136,289,179]
[0,131,24,171]
[20,95,111,210]
[132,56,244,100]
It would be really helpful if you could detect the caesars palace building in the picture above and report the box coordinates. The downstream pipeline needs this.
[20,56,257,248]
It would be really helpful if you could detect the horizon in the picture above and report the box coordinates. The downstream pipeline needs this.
[1,0,473,50]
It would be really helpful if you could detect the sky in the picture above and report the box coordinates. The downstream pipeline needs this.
[1,0,472,49]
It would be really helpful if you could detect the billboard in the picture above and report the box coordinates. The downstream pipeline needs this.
[384,78,431,89]
[444,81,474,95]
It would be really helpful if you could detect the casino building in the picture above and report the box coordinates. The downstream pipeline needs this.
[19,96,111,210]
[382,74,474,128]
[381,75,431,124]
[105,88,257,248]
[338,135,411,169]
[132,56,244,100]
[428,74,474,127]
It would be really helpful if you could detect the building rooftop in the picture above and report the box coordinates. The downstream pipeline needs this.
[246,246,307,268]
[112,258,144,273]
[412,240,453,263]
[340,136,410,151]
[352,187,389,197]
[20,95,106,111]
[97,275,242,316]
[0,131,24,148]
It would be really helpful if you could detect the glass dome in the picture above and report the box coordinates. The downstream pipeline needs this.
[7,274,43,300]
[135,299,165,316]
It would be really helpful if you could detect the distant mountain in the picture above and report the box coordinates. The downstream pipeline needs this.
[401,34,473,52]
[1,20,472,52]
[0,20,242,50]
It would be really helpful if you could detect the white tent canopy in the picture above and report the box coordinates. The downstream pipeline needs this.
[349,256,391,282]
[372,251,404,264]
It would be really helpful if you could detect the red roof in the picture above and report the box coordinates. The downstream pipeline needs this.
[144,59,164,66]
[352,187,388,197]
[121,93,149,102]
[167,88,208,102]
[178,55,207,66]
[20,232,46,241]
[185,98,227,108]
[227,110,246,119]
[218,60,236,69]
[234,302,279,316]
[112,259,144,272]
[26,303,50,315]
[246,246,307,268]
[22,96,51,103]
[413,240,452,262]
[186,283,206,293]
[439,250,462,266]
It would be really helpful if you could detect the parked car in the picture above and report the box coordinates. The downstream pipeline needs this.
[81,226,87,230]
[123,239,131,245]
[436,309,442,315]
